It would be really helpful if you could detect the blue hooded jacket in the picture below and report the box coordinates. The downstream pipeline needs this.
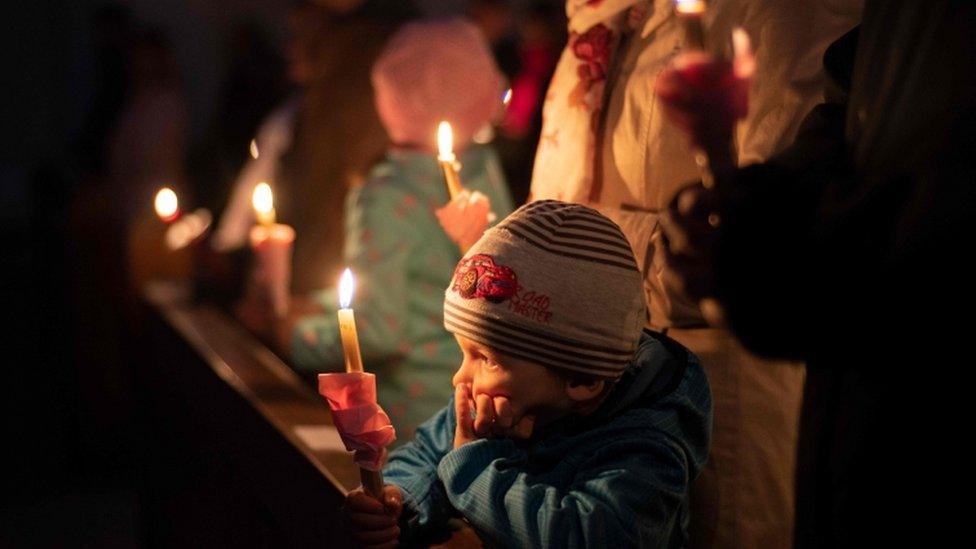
[383,330,712,547]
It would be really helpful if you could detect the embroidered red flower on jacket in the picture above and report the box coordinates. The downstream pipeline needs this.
[572,23,613,88]
[452,254,518,303]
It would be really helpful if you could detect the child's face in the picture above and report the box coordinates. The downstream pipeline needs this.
[452,334,572,427]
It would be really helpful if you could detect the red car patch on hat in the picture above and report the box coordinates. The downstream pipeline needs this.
[452,254,518,303]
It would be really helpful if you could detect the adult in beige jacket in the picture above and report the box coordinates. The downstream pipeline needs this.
[529,1,861,547]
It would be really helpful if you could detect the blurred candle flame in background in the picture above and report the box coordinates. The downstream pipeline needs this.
[154,187,179,223]
[251,182,275,226]
[675,0,706,15]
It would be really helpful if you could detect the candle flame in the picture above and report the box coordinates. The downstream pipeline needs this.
[252,182,274,215]
[675,0,706,15]
[437,121,454,159]
[249,139,259,159]
[339,268,355,309]
[502,88,513,106]
[154,187,179,221]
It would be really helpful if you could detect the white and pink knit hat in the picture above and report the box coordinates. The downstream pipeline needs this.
[444,201,647,379]
[371,18,505,151]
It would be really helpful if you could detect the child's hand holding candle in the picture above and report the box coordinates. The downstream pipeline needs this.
[248,182,295,318]
[319,269,395,499]
[435,121,497,253]
[435,189,495,252]
[343,485,403,546]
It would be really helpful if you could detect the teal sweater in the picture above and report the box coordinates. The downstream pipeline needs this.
[290,145,514,440]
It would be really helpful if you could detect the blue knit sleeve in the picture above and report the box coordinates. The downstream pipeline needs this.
[436,428,694,548]
[382,398,458,537]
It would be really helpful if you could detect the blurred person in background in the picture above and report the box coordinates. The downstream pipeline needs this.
[272,0,412,295]
[491,0,564,203]
[197,22,288,215]
[527,2,860,547]
[281,18,514,439]
[216,0,412,318]
[109,28,193,290]
[469,0,521,80]
[108,28,187,224]
[656,4,975,545]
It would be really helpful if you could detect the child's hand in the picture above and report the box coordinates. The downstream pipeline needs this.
[454,383,534,449]
[435,190,494,250]
[343,485,403,549]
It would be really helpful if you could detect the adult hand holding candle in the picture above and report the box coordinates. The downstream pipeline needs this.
[318,269,395,499]
[655,19,754,187]
[656,22,754,325]
[249,182,295,318]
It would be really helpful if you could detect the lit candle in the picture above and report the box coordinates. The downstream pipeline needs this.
[250,182,294,318]
[333,267,386,497]
[502,88,513,108]
[675,0,707,51]
[252,182,276,226]
[337,268,365,374]
[249,138,260,160]
[437,121,464,199]
[154,187,180,224]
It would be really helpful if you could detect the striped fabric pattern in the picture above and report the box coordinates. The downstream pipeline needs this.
[500,200,640,272]
[444,200,646,378]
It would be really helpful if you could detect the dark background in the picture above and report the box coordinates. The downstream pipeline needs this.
[1,1,561,546]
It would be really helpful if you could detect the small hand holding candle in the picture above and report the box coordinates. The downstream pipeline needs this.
[435,190,494,251]
[343,484,403,546]
[248,182,295,318]
[436,121,494,253]
[319,269,396,499]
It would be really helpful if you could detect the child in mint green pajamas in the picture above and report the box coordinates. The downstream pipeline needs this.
[289,16,513,440]
[289,146,513,439]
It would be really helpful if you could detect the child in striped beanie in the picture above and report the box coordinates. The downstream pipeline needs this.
[345,201,712,547]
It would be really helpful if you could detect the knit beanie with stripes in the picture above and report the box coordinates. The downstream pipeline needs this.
[443,200,646,379]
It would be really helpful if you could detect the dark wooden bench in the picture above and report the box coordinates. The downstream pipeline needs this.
[140,281,479,547]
